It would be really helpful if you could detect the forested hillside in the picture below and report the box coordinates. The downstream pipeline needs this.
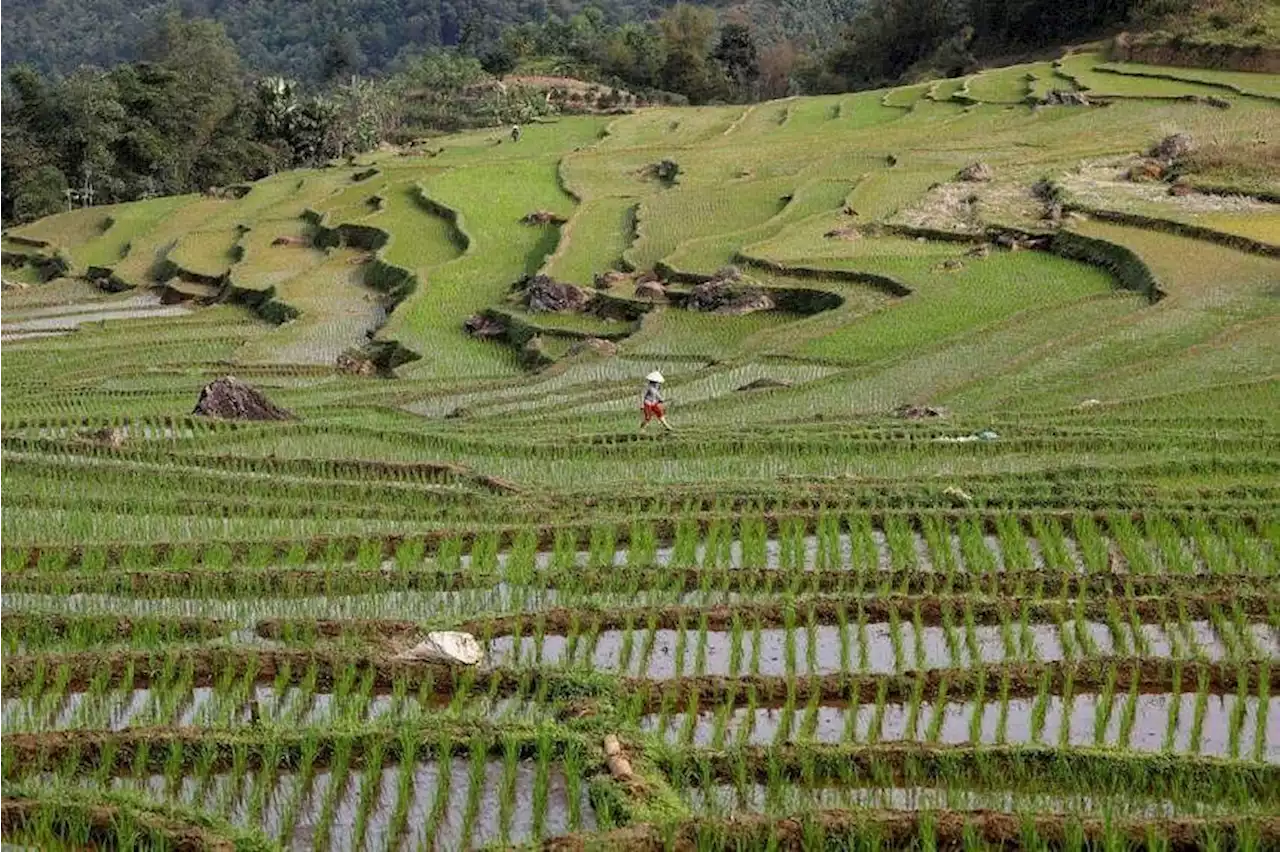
[2,0,859,81]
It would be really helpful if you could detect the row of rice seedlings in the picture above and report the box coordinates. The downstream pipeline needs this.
[643,670,1276,762]
[0,614,226,654]
[668,811,1280,852]
[23,734,595,851]
[10,511,1272,576]
[1,653,570,733]
[483,601,1275,680]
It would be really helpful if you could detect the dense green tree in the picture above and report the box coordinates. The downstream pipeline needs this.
[0,14,389,223]
[480,45,519,76]
[601,23,667,89]
[321,31,366,82]
[658,4,726,103]
[10,165,69,223]
[714,22,761,100]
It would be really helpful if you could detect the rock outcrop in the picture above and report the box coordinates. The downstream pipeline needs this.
[192,377,295,421]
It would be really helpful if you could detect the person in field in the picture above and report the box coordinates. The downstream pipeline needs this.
[640,371,673,431]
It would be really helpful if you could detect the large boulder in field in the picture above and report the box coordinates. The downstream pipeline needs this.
[520,274,589,313]
[396,631,484,665]
[192,376,294,421]
[686,269,775,315]
[465,313,507,338]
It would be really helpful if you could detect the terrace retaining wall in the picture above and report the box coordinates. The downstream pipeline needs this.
[1113,33,1280,74]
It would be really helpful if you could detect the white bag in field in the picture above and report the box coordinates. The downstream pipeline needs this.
[396,631,484,666]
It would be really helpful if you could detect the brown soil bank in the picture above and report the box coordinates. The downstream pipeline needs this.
[544,810,1280,852]
[1113,33,1280,73]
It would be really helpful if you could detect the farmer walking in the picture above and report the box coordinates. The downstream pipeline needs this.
[640,371,673,431]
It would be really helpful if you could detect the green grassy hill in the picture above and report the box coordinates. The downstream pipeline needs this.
[4,53,1278,538]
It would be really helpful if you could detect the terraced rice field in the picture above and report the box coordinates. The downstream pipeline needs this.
[2,51,1278,850]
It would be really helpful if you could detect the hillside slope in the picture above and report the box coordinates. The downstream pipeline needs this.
[2,50,1278,545]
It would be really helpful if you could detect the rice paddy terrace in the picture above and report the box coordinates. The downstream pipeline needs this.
[2,49,1279,851]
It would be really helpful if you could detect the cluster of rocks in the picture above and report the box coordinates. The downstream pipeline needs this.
[958,162,994,183]
[517,274,589,313]
[464,314,506,339]
[894,403,949,420]
[685,267,775,316]
[993,232,1051,252]
[1040,89,1091,107]
[1127,133,1199,186]
[643,159,680,184]
[336,351,379,376]
[520,210,568,226]
[824,225,862,240]
[593,270,631,290]
[566,337,619,358]
[633,271,668,302]
[1151,133,1196,161]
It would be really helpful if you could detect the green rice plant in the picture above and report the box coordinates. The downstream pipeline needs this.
[887,606,905,674]
[739,514,768,568]
[995,670,1012,745]
[998,515,1033,572]
[1029,669,1052,743]
[710,684,736,749]
[1116,676,1141,750]
[459,734,491,850]
[1058,668,1076,749]
[673,614,690,678]
[941,601,961,667]
[911,603,928,669]
[779,516,806,570]
[868,679,889,744]
[968,668,987,744]
[1227,665,1251,759]
[1253,661,1271,763]
[815,512,842,571]
[1017,602,1038,661]
[1095,663,1119,747]
[856,600,871,672]
[1072,515,1108,574]
[1188,667,1211,756]
[437,535,464,572]
[672,518,700,568]
[903,673,927,741]
[848,513,878,572]
[921,514,954,582]
[588,524,616,569]
[959,518,996,574]
[925,674,950,743]
[884,515,917,571]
